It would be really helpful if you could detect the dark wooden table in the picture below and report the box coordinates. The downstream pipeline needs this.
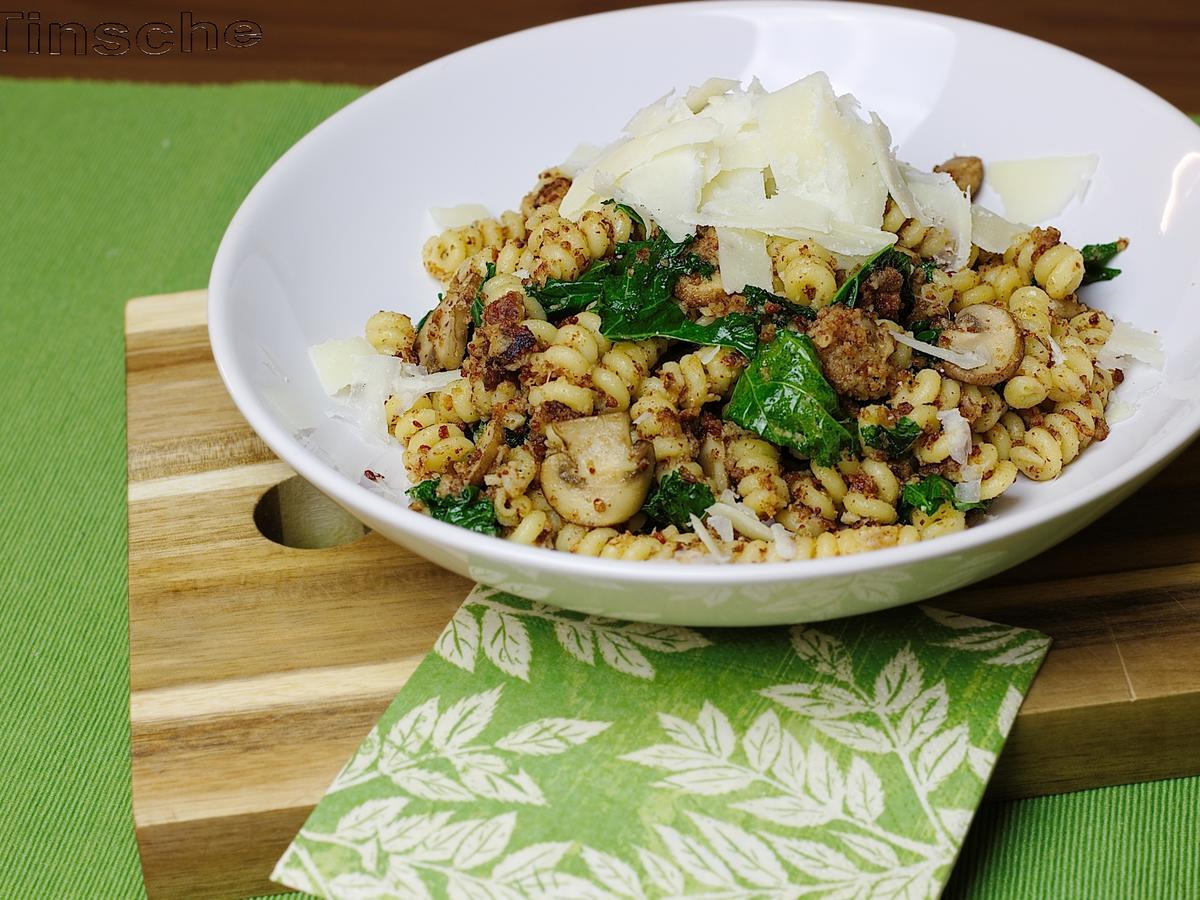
[2,1,1197,112]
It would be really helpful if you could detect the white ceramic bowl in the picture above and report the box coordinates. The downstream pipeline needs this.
[209,1,1200,625]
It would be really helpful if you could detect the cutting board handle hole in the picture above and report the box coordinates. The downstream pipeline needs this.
[254,475,370,549]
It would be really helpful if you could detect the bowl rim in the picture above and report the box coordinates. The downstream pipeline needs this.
[209,0,1200,587]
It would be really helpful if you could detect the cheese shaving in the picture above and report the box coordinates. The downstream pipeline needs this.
[988,154,1098,223]
[715,226,772,293]
[1048,336,1066,366]
[937,409,972,465]
[1095,321,1165,370]
[970,205,1028,253]
[559,73,977,261]
[954,477,982,505]
[893,332,987,369]
[685,77,741,113]
[707,514,734,543]
[559,143,602,178]
[707,501,774,542]
[430,204,492,229]
[689,513,729,561]
[1106,397,1136,424]
[769,523,797,559]
[309,337,377,394]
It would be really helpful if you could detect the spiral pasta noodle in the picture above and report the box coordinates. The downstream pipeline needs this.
[421,209,527,283]
[768,237,838,307]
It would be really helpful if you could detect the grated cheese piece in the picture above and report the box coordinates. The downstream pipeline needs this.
[309,337,378,395]
[1105,397,1136,423]
[1095,321,1165,370]
[970,205,1028,253]
[1048,336,1066,366]
[708,514,734,543]
[893,332,987,369]
[954,477,982,505]
[715,226,773,293]
[769,523,797,560]
[600,144,708,242]
[902,165,972,269]
[988,154,1098,222]
[429,204,492,229]
[866,112,917,219]
[689,513,730,561]
[559,143,602,178]
[937,409,972,466]
[707,501,774,542]
[685,77,741,113]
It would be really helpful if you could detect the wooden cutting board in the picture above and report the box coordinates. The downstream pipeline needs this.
[127,290,1200,899]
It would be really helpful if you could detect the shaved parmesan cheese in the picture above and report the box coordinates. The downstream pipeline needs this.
[707,500,774,542]
[903,165,972,269]
[707,513,734,543]
[624,90,689,136]
[715,227,772,293]
[769,523,797,559]
[1048,336,1066,366]
[893,332,987,369]
[429,204,492,229]
[954,477,982,505]
[756,72,888,226]
[970,205,1028,253]
[601,144,707,242]
[937,409,973,466]
[309,337,378,394]
[717,131,769,170]
[559,142,602,178]
[1106,397,1136,423]
[867,112,917,219]
[1096,321,1165,370]
[596,118,722,182]
[311,338,462,438]
[689,513,729,561]
[988,154,1098,223]
[685,77,740,113]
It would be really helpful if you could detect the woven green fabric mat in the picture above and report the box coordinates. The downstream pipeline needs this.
[0,77,1195,899]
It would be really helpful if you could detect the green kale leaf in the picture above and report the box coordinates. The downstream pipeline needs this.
[742,285,817,323]
[529,227,755,356]
[406,479,499,536]
[832,244,915,308]
[725,329,854,466]
[641,470,715,530]
[899,474,988,519]
[1080,238,1127,285]
[860,416,923,458]
[909,319,943,346]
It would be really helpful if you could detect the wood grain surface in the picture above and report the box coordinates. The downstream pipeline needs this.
[4,1,1199,112]
[127,290,1200,899]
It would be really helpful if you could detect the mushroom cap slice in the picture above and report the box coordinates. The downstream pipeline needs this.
[541,412,655,527]
[939,304,1022,385]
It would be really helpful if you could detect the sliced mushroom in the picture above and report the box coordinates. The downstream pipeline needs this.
[460,419,504,486]
[540,412,655,526]
[417,262,486,370]
[939,304,1022,385]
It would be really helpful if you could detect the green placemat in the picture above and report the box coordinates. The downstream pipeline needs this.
[0,77,1196,899]
[275,590,1050,899]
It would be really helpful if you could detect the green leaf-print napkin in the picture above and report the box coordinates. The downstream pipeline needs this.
[273,588,1049,899]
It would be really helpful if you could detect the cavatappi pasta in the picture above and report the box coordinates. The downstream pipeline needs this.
[349,159,1132,564]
